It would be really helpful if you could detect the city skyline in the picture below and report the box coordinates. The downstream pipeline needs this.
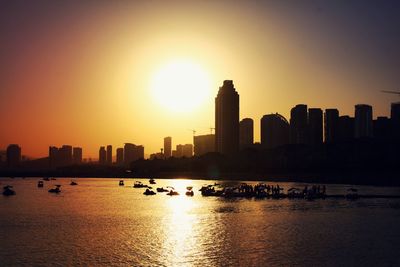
[1,1,400,158]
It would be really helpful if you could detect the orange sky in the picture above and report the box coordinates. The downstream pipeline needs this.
[1,1,399,158]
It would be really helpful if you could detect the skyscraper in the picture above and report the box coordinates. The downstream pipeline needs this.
[325,109,339,143]
[355,104,373,138]
[215,80,239,155]
[337,116,355,141]
[261,113,290,149]
[99,146,106,165]
[391,102,400,139]
[6,144,21,168]
[116,148,124,165]
[290,104,308,144]
[124,143,144,165]
[308,108,323,145]
[72,147,82,164]
[106,145,112,165]
[164,137,172,158]
[239,118,254,149]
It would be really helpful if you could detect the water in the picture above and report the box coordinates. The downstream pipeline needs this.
[1,178,400,266]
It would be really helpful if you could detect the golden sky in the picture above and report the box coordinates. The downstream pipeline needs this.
[1,1,399,158]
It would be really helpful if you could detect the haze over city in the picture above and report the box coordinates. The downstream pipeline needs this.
[1,1,399,159]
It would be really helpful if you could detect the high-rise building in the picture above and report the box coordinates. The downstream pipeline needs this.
[49,145,73,168]
[164,137,172,158]
[391,102,400,124]
[173,144,193,158]
[106,145,112,165]
[324,109,339,143]
[72,147,82,164]
[99,146,106,165]
[290,104,308,144]
[373,116,391,141]
[337,116,355,141]
[6,144,21,168]
[124,143,144,165]
[194,134,215,156]
[239,118,254,149]
[116,148,124,165]
[215,80,239,155]
[261,113,290,149]
[308,108,323,145]
[355,104,373,138]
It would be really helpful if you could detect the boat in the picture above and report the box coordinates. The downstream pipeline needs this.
[143,189,156,195]
[149,178,156,184]
[48,185,61,193]
[43,177,50,181]
[119,180,124,186]
[133,181,146,188]
[185,186,194,196]
[156,187,169,192]
[3,185,16,196]
[37,181,44,188]
[70,180,78,186]
[166,190,179,196]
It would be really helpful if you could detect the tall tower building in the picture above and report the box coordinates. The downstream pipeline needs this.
[355,104,373,138]
[290,104,308,144]
[116,148,124,165]
[164,137,172,158]
[99,146,106,165]
[261,113,290,149]
[324,109,339,143]
[239,118,254,149]
[215,80,239,155]
[308,108,323,145]
[72,147,83,164]
[6,144,21,168]
[106,145,112,165]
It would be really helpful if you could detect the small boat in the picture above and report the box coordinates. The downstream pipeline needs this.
[48,185,61,193]
[119,180,124,186]
[167,190,179,196]
[3,185,16,196]
[143,189,156,195]
[133,181,146,188]
[149,178,156,184]
[70,180,78,186]
[38,181,44,188]
[185,186,194,196]
[157,187,169,192]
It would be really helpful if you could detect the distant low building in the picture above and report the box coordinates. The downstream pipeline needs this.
[124,143,144,165]
[49,145,73,168]
[173,144,193,158]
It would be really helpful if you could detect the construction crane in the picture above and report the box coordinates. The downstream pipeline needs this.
[382,90,400,96]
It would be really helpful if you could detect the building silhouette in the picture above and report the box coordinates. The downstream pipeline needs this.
[308,108,323,145]
[106,145,112,165]
[373,116,391,141]
[194,134,215,156]
[116,147,124,165]
[164,137,172,158]
[172,144,193,158]
[49,145,73,168]
[6,144,21,168]
[239,118,254,149]
[72,147,82,164]
[337,116,355,141]
[261,113,290,149]
[124,143,144,165]
[324,109,339,143]
[215,80,239,155]
[99,146,106,165]
[290,104,308,144]
[391,102,400,139]
[355,104,373,138]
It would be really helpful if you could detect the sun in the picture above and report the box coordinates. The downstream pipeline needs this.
[150,59,212,112]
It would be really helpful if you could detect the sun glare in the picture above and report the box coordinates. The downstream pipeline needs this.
[150,60,212,112]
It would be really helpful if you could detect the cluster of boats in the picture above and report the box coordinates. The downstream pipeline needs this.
[122,178,194,196]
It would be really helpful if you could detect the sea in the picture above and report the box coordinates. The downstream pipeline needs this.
[1,178,400,266]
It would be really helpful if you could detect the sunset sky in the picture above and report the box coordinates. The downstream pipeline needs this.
[1,0,399,158]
